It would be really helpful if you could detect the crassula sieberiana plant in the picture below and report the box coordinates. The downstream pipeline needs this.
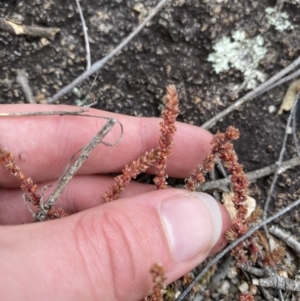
[0,85,286,301]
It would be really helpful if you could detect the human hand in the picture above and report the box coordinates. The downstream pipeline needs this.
[0,104,231,301]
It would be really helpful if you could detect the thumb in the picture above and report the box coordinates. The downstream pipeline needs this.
[0,189,231,301]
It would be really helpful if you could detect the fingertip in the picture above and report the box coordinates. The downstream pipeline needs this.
[160,192,232,263]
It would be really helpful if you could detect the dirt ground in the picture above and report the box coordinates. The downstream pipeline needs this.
[1,0,300,300]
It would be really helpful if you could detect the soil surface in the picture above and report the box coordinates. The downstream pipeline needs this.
[1,0,300,300]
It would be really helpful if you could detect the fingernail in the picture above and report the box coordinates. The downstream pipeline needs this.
[160,192,222,262]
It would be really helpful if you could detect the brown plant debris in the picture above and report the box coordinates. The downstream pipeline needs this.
[253,229,286,268]
[222,192,256,221]
[0,17,60,40]
[144,262,166,301]
[197,157,300,192]
[278,79,300,114]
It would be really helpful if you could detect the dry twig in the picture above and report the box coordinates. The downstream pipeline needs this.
[269,225,300,256]
[0,109,122,222]
[47,0,170,103]
[263,96,299,223]
[202,56,300,129]
[292,95,300,158]
[75,0,91,70]
[252,272,300,291]
[266,69,300,97]
[0,17,60,40]
[0,107,89,117]
[35,118,117,221]
[197,157,300,191]
[242,265,300,293]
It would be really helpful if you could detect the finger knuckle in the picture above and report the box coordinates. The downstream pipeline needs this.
[74,208,148,301]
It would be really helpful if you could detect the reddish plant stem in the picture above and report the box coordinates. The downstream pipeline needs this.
[0,147,67,219]
[102,85,180,201]
[185,126,252,264]
[102,147,161,202]
[153,84,179,189]
[0,147,41,206]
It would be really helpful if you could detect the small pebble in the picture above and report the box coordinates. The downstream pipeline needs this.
[268,105,276,113]
[269,237,278,252]
[249,284,258,295]
[217,280,230,295]
[239,282,249,293]
[227,267,238,279]
[278,270,288,278]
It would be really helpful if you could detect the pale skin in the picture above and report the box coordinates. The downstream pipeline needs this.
[0,104,231,301]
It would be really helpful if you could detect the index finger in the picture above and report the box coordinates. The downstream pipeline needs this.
[0,104,212,187]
